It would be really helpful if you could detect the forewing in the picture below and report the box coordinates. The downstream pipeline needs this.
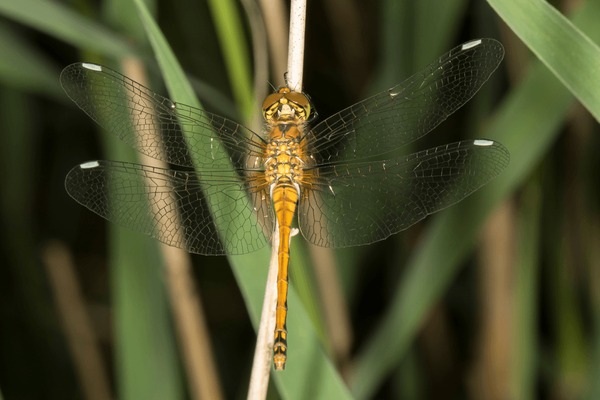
[65,161,273,255]
[60,63,266,170]
[298,140,509,248]
[303,39,504,164]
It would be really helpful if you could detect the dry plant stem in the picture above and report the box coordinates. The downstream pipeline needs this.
[122,58,224,400]
[159,245,224,400]
[42,241,113,400]
[469,201,516,400]
[247,225,281,400]
[287,0,307,91]
[247,1,307,398]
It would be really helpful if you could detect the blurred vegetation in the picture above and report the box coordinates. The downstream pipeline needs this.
[1,0,599,399]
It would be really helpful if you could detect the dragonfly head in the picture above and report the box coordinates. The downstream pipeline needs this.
[262,87,311,123]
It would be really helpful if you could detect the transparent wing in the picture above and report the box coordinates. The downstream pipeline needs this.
[65,161,273,255]
[298,140,509,248]
[303,39,504,164]
[60,63,266,170]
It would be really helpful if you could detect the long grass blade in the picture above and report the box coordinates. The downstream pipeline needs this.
[351,2,600,397]
[488,0,600,122]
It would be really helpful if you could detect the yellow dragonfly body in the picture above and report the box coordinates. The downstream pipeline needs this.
[262,87,311,369]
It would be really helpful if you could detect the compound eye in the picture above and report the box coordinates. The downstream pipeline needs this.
[261,92,284,111]
[285,92,311,118]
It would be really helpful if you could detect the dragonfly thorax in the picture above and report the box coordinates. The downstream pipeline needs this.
[264,135,304,192]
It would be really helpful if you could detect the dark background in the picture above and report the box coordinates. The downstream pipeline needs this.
[1,0,599,399]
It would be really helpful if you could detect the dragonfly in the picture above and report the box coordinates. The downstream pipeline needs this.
[61,38,509,370]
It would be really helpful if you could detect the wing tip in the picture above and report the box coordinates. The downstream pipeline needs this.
[461,39,483,51]
[79,161,101,169]
[81,63,103,72]
[473,139,494,147]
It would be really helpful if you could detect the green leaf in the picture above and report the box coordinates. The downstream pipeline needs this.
[206,0,254,120]
[98,0,183,398]
[0,0,135,58]
[488,0,600,122]
[110,221,184,400]
[131,0,352,398]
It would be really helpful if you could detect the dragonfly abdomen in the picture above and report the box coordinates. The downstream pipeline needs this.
[270,183,299,370]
